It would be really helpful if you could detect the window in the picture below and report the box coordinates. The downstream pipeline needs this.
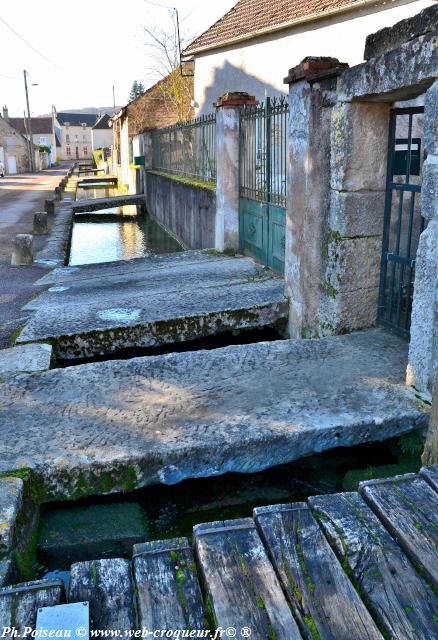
[74,134,79,142]
[39,136,47,145]
[83,146,88,156]
[66,134,70,143]
[83,134,86,141]
[66,146,71,156]
[82,123,87,128]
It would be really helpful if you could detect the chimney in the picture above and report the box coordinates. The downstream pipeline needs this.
[2,105,9,121]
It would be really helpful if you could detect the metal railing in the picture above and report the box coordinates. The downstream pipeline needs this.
[240,96,289,207]
[151,113,216,184]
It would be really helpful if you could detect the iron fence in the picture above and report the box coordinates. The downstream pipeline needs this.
[151,114,216,184]
[240,96,289,207]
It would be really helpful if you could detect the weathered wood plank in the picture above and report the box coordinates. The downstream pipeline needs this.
[254,502,383,640]
[420,465,438,493]
[132,537,205,631]
[68,558,135,631]
[193,518,302,640]
[0,579,64,631]
[309,491,438,639]
[360,474,438,590]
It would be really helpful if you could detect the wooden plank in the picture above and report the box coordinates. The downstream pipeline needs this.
[309,491,438,639]
[132,537,205,631]
[360,474,438,590]
[420,464,438,492]
[0,579,64,631]
[68,558,135,631]
[254,502,383,640]
[193,518,301,640]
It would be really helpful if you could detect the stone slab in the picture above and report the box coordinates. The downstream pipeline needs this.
[73,194,145,213]
[0,329,427,501]
[0,343,52,380]
[17,258,286,359]
[0,579,65,631]
[33,250,223,286]
[0,477,23,555]
[364,4,438,61]
[24,256,270,311]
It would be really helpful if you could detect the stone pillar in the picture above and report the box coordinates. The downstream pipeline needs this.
[33,211,48,235]
[408,80,438,395]
[284,58,348,338]
[215,93,257,252]
[54,186,61,201]
[142,128,154,200]
[45,199,55,216]
[11,234,33,266]
[325,100,390,334]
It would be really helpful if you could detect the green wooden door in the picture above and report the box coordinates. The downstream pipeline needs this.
[239,97,288,275]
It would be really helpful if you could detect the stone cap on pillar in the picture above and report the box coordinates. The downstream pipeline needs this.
[139,127,156,133]
[215,92,258,108]
[284,57,349,84]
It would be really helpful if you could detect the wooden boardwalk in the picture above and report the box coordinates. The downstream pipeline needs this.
[2,465,438,637]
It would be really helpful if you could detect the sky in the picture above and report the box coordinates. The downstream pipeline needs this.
[0,0,236,117]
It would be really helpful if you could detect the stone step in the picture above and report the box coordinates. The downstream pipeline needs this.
[34,250,248,286]
[0,344,52,381]
[0,329,426,501]
[24,256,270,311]
[17,278,287,360]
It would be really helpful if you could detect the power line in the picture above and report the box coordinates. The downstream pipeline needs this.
[144,0,176,9]
[0,16,63,71]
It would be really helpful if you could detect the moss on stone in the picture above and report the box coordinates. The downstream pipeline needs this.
[148,170,215,192]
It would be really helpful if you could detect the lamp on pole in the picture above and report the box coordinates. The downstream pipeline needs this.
[23,70,38,172]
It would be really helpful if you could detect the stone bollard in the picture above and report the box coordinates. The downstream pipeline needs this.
[11,234,34,266]
[45,199,55,216]
[54,186,61,201]
[33,211,48,235]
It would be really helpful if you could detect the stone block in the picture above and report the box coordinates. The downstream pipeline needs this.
[0,343,52,379]
[421,156,438,220]
[322,287,379,334]
[0,477,23,555]
[326,234,381,294]
[329,190,385,237]
[54,187,61,201]
[408,220,438,394]
[364,4,438,60]
[424,81,438,155]
[0,559,14,587]
[11,234,33,266]
[45,199,55,216]
[331,102,389,192]
[33,211,48,235]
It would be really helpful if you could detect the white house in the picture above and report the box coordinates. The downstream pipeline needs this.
[183,0,436,114]
[91,114,112,152]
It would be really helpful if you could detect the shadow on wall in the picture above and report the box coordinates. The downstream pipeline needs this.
[200,61,287,114]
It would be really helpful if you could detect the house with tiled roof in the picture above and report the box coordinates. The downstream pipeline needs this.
[8,115,59,165]
[183,0,435,114]
[54,110,105,161]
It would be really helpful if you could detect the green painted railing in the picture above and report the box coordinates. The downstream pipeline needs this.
[151,114,216,184]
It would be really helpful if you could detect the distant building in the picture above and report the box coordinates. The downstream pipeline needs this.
[8,115,59,165]
[91,114,112,152]
[0,106,30,174]
[54,111,101,161]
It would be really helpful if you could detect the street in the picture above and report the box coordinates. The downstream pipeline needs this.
[0,167,69,347]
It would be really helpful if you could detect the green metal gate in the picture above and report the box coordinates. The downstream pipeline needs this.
[239,97,288,274]
[378,106,425,337]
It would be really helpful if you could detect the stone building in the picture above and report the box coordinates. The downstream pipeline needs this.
[183,0,435,115]
[8,115,59,166]
[0,107,30,174]
[91,114,112,152]
[54,111,104,161]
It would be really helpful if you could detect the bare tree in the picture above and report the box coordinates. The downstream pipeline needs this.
[143,9,194,122]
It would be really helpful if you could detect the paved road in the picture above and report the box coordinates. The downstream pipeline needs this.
[0,167,70,347]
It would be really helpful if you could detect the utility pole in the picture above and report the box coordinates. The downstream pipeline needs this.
[112,85,116,110]
[23,69,35,172]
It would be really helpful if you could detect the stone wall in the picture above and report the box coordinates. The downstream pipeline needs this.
[145,172,217,249]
